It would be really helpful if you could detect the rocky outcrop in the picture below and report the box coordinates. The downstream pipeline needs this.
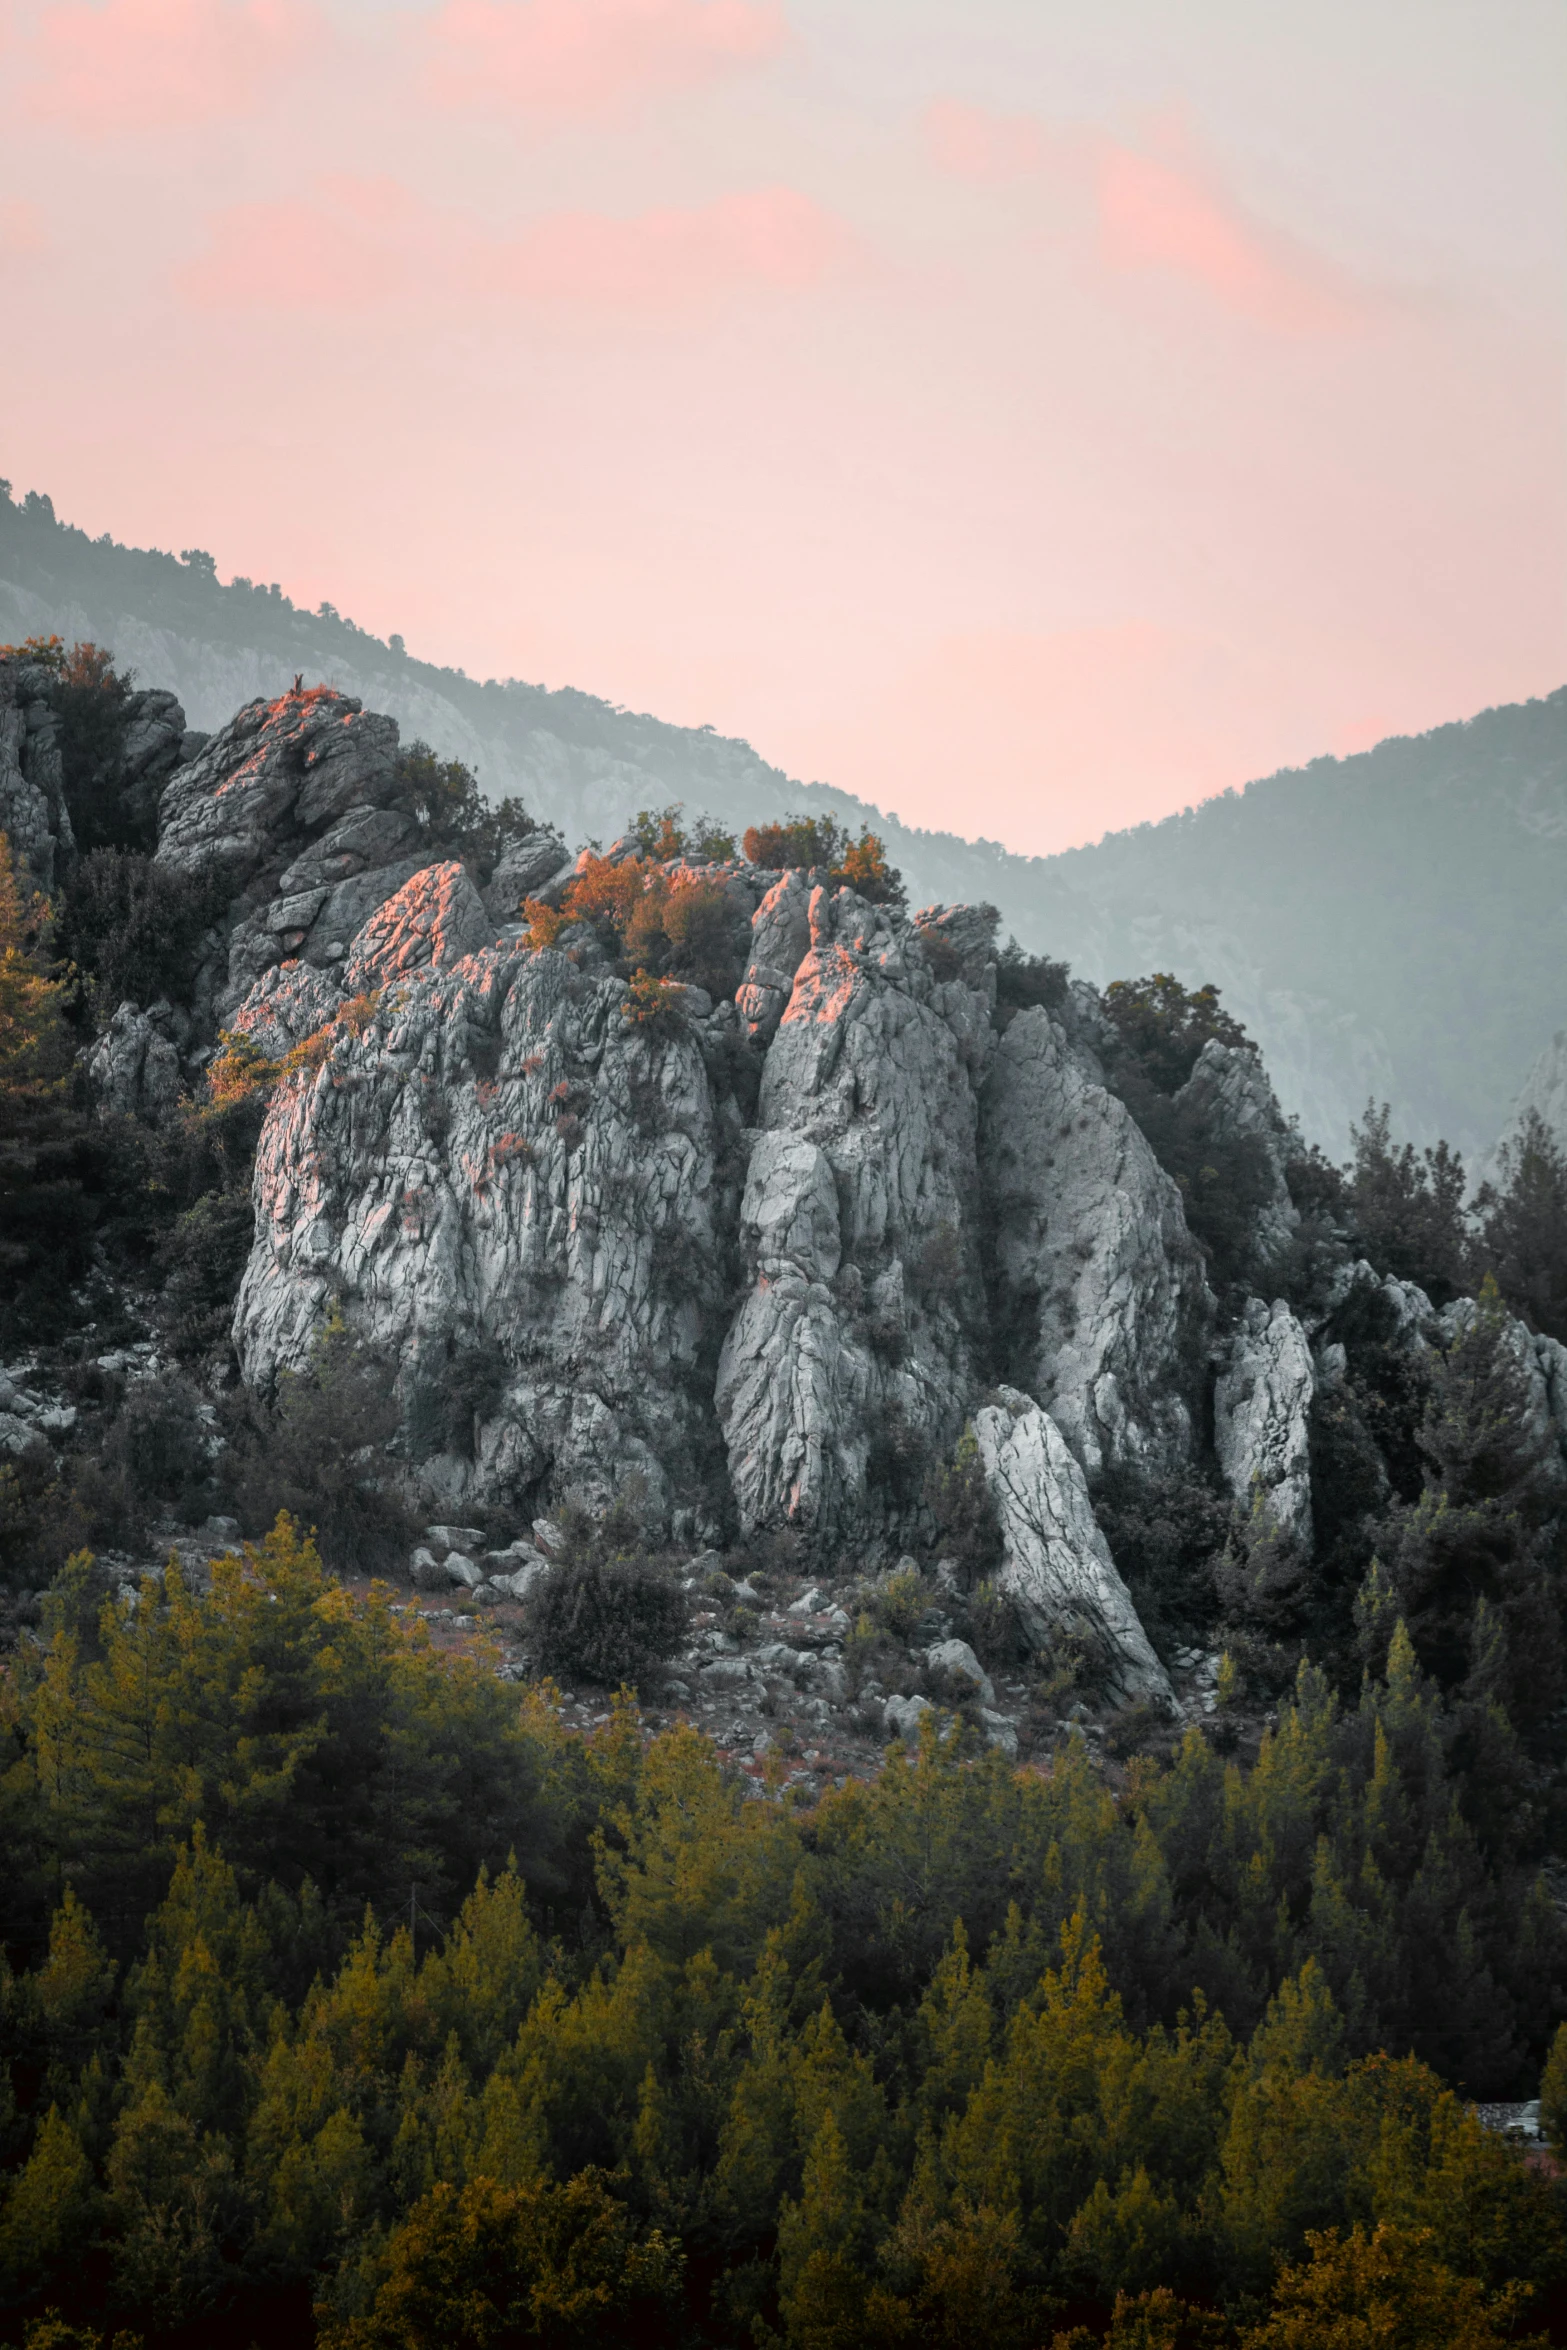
[482,829,571,922]
[1214,1297,1315,1543]
[86,1001,182,1119]
[973,1387,1174,1705]
[735,869,812,1044]
[157,688,401,892]
[235,939,727,1537]
[154,686,438,1026]
[980,1006,1210,1477]
[717,885,991,1547]
[0,654,72,892]
[1176,1040,1299,1265]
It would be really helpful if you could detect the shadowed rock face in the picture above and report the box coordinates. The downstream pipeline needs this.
[717,885,992,1548]
[1214,1297,1315,1544]
[980,1006,1212,1479]
[1175,1040,1300,1265]
[0,656,73,892]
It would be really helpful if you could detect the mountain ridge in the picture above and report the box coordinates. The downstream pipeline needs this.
[3,477,1563,1161]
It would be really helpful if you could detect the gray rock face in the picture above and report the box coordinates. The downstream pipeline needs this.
[86,1001,182,1119]
[1214,1297,1315,1543]
[236,940,725,1535]
[277,805,416,897]
[973,1386,1174,1706]
[1176,1040,1300,1264]
[118,688,191,836]
[735,868,812,1044]
[980,1006,1210,1476]
[0,656,72,892]
[343,862,491,992]
[229,961,345,1061]
[717,885,991,1544]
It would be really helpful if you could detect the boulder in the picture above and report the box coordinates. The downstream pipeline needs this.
[973,1386,1174,1707]
[443,1552,485,1590]
[409,1546,446,1592]
[1214,1298,1315,1543]
[884,1691,934,1740]
[426,1523,488,1556]
[980,1006,1211,1476]
[925,1636,995,1705]
[483,830,572,921]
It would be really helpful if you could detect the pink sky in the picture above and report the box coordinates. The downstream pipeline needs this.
[1,0,1563,853]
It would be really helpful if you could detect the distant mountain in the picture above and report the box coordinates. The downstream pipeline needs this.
[2,478,1562,1161]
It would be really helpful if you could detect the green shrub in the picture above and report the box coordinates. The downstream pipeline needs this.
[1346,1102,1470,1307]
[742,815,905,906]
[63,849,224,1012]
[221,1309,417,1574]
[923,1426,1004,1588]
[1473,1108,1567,1342]
[1101,972,1251,1095]
[873,1564,931,1641]
[995,937,1069,1020]
[1093,1464,1228,1649]
[389,741,535,882]
[525,1553,689,1689]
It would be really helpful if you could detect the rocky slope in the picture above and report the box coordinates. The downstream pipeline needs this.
[8,654,1567,1751]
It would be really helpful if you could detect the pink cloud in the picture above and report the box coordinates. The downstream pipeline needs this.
[419,0,786,115]
[924,96,1367,335]
[0,199,51,260]
[1096,143,1365,334]
[25,0,316,130]
[179,178,852,310]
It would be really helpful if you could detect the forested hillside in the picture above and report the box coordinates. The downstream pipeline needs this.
[1,628,1567,2344]
[3,478,1563,1160]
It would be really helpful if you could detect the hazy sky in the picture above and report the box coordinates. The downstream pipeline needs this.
[2,0,1563,852]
